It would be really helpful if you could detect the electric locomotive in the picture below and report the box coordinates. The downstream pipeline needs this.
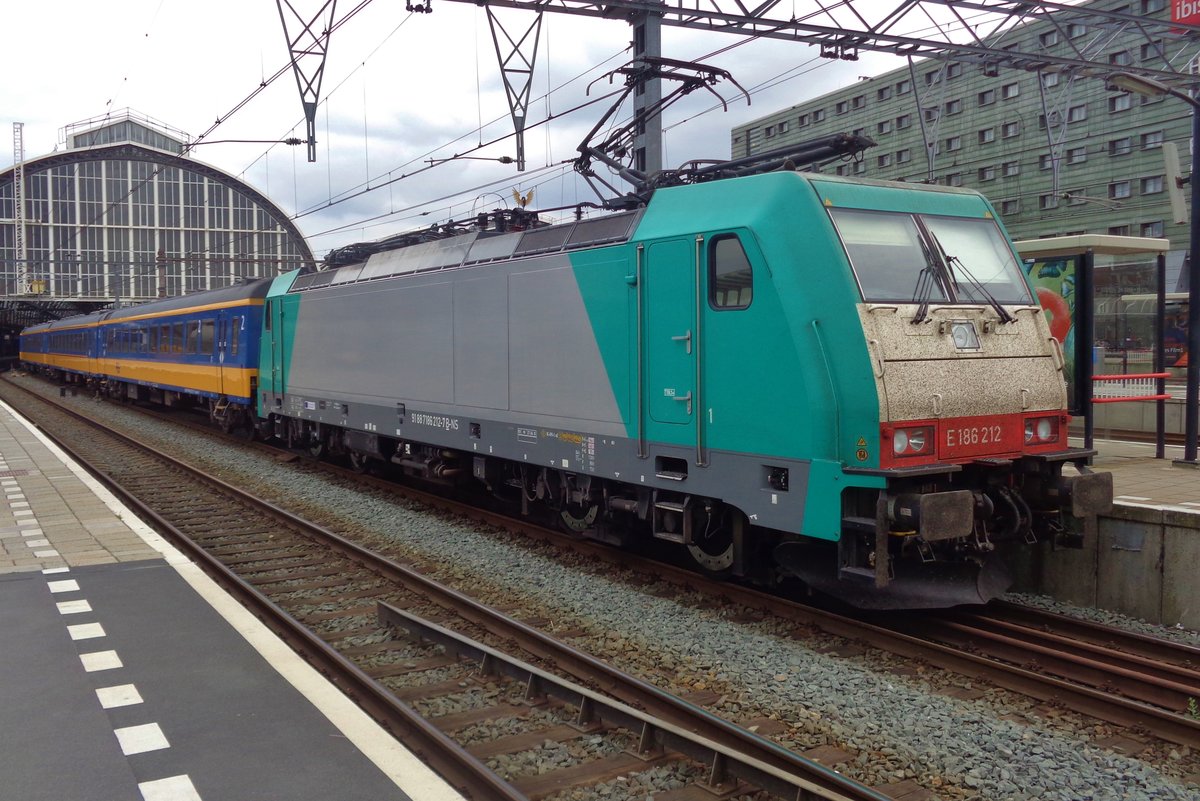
[254,170,1112,608]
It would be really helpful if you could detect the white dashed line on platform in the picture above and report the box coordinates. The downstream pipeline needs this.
[34,549,60,558]
[27,538,50,548]
[56,600,92,615]
[1115,495,1152,501]
[96,684,143,709]
[114,722,170,756]
[138,774,203,801]
[68,622,106,641]
[42,566,70,575]
[79,650,123,672]
[47,579,80,593]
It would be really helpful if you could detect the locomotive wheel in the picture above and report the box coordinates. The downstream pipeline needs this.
[559,502,599,534]
[308,438,326,459]
[687,508,735,575]
[348,451,370,473]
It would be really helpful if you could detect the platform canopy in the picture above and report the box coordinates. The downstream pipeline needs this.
[1013,234,1171,260]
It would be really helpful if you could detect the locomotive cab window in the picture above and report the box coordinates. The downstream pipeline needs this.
[709,235,753,309]
[830,208,1032,305]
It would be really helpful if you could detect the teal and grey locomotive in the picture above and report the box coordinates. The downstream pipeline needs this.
[22,169,1112,608]
[257,171,1111,607]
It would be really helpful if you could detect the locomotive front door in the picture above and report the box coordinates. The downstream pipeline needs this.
[645,240,696,427]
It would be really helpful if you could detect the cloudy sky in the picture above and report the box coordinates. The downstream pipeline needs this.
[6,0,910,256]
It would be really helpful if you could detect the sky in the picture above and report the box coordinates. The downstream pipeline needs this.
[4,0,910,257]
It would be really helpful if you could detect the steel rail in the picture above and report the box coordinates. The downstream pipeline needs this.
[378,602,875,801]
[1,380,524,801]
[11,375,1200,749]
[3,377,888,801]
[986,600,1200,669]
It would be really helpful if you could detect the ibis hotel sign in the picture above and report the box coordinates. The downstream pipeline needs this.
[1175,0,1200,25]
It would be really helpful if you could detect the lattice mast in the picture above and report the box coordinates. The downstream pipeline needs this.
[12,123,28,295]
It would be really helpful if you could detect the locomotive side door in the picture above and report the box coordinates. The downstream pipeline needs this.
[644,239,697,430]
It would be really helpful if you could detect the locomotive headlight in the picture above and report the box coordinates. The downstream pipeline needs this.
[1024,415,1060,444]
[891,425,934,456]
[950,321,980,350]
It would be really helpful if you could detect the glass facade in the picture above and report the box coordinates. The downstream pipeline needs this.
[0,117,313,303]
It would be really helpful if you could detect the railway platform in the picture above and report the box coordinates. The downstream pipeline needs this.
[0,401,463,801]
[1026,436,1200,629]
[1085,436,1200,509]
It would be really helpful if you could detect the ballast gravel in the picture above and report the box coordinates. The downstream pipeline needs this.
[21,377,1199,801]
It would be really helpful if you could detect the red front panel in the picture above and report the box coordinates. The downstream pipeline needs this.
[880,412,1069,468]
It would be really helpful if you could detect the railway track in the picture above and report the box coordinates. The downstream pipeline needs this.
[918,601,1200,716]
[7,374,1200,774]
[0,377,891,801]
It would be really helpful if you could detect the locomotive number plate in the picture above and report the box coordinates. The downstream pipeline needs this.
[940,420,1021,459]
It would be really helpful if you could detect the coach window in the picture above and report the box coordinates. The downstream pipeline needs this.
[160,325,170,353]
[201,320,215,354]
[709,235,753,309]
[172,323,184,353]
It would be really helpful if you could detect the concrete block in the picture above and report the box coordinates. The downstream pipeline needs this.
[1162,509,1200,629]
[1096,509,1163,623]
[1037,517,1098,607]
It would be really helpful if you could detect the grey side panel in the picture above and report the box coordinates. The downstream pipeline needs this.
[288,282,454,404]
[454,274,510,409]
[280,253,623,433]
[509,265,621,423]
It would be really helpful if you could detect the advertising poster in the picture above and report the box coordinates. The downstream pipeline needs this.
[1023,255,1079,409]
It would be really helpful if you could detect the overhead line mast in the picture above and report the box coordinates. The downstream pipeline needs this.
[12,123,28,296]
[276,0,338,163]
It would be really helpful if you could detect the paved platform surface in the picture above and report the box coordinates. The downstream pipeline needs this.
[0,401,463,801]
[1083,437,1200,513]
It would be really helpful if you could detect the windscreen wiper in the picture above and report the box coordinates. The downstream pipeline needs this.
[910,223,947,324]
[910,265,937,324]
[925,229,1016,324]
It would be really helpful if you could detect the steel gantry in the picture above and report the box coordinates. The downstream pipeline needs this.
[276,0,338,163]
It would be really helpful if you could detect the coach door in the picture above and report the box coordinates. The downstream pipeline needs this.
[216,312,234,396]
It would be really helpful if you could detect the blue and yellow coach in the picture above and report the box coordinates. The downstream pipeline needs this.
[19,279,270,432]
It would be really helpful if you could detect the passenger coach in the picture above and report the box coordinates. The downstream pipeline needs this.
[20,279,270,431]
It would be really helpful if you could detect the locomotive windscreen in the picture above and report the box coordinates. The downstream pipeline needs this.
[830,208,1032,305]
